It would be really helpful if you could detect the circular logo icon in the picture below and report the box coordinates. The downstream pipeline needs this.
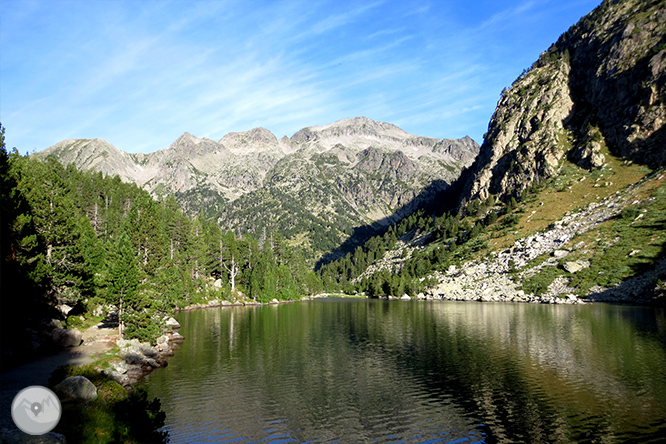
[11,386,62,435]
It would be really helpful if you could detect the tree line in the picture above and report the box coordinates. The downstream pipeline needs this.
[1,125,322,363]
[316,193,522,297]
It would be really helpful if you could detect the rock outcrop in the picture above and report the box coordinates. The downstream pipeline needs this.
[462,0,665,205]
[103,323,182,386]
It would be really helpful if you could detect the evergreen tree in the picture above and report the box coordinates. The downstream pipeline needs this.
[1,125,60,367]
[105,231,140,339]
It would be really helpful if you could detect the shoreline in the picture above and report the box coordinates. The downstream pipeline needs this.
[174,290,662,314]
[174,293,357,312]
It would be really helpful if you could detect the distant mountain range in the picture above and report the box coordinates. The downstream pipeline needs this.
[37,117,479,259]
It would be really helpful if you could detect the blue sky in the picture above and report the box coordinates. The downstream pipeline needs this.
[1,0,601,154]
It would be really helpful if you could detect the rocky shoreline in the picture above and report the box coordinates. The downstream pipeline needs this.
[102,317,184,387]
[351,176,664,306]
[425,187,661,305]
[175,295,321,312]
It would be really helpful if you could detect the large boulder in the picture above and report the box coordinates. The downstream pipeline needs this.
[53,376,97,401]
[51,328,82,347]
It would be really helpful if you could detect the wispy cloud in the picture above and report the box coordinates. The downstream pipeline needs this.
[1,0,602,153]
[478,0,539,30]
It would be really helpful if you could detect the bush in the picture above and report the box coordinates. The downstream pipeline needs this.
[114,388,168,444]
[500,214,520,229]
[50,366,168,444]
[619,206,641,220]
[519,267,561,296]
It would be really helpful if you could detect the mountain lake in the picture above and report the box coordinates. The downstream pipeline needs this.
[142,298,666,443]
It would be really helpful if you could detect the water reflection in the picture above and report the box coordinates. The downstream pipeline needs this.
[143,300,666,443]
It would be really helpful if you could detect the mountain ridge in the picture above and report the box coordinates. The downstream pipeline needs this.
[37,117,479,260]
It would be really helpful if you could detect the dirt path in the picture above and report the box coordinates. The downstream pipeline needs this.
[0,324,117,430]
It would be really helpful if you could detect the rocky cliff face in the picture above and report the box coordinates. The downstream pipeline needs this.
[38,117,479,258]
[462,0,665,204]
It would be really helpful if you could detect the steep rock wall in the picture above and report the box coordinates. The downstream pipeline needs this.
[463,0,665,204]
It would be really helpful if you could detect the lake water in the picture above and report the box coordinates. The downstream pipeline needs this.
[142,299,666,443]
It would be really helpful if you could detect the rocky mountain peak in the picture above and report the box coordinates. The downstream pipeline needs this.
[167,132,224,159]
[170,132,201,147]
[289,116,469,163]
[303,116,411,141]
[220,127,282,153]
[37,117,480,259]
[433,136,480,163]
[461,0,665,205]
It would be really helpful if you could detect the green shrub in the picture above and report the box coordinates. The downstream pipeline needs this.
[50,365,168,444]
[619,206,641,220]
[519,267,562,296]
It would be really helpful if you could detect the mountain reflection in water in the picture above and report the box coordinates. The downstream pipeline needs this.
[142,299,666,443]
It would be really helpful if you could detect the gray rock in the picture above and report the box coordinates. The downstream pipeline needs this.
[165,317,181,330]
[120,350,159,368]
[110,360,130,374]
[563,260,591,274]
[102,368,130,386]
[53,376,97,401]
[51,328,82,348]
[43,319,63,331]
[91,305,105,317]
[120,342,161,367]
[156,334,169,345]
[169,332,185,343]
[157,342,172,355]
[553,250,569,258]
[56,304,73,316]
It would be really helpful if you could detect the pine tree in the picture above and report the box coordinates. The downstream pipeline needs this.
[126,193,165,276]
[16,156,94,302]
[0,125,59,367]
[105,231,140,339]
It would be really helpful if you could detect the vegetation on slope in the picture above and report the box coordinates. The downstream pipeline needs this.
[1,124,322,369]
[318,142,666,304]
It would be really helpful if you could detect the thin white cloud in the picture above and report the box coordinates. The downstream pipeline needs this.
[478,0,539,30]
[0,0,603,153]
[301,1,384,37]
